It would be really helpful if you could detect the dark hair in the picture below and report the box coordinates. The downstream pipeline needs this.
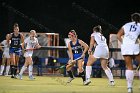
[13,23,19,28]
[131,13,140,24]
[93,25,102,33]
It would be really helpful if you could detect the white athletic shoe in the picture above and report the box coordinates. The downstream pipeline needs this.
[18,74,23,80]
[127,87,133,93]
[67,77,75,83]
[29,75,35,80]
[84,79,91,85]
[0,73,3,76]
[109,81,115,86]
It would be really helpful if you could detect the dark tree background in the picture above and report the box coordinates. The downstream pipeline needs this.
[0,0,140,45]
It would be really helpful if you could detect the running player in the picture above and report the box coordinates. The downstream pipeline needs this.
[7,23,24,78]
[117,13,140,93]
[0,34,11,76]
[66,30,89,84]
[18,30,41,80]
[84,25,115,86]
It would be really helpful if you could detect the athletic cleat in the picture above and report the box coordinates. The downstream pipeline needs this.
[29,75,35,80]
[14,75,18,79]
[18,74,23,80]
[67,77,75,83]
[127,87,133,93]
[84,79,91,85]
[109,81,115,86]
[11,75,14,78]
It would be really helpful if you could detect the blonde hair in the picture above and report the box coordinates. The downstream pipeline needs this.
[30,30,37,36]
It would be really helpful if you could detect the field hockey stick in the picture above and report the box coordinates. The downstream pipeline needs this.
[134,64,140,75]
[55,56,83,71]
[136,64,140,71]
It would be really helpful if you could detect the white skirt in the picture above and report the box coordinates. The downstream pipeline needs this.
[24,51,33,57]
[121,44,140,55]
[3,52,10,58]
[93,45,109,59]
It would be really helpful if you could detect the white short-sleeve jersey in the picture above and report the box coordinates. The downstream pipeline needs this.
[91,32,108,46]
[24,37,39,49]
[121,22,140,55]
[91,32,109,59]
[24,37,39,57]
[1,40,10,58]
[122,22,140,44]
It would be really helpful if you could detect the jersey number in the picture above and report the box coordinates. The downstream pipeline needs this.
[129,25,137,32]
[14,41,18,45]
[100,35,105,41]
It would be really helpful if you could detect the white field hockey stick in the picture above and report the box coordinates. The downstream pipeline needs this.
[136,64,140,72]
[55,56,83,71]
[134,64,140,75]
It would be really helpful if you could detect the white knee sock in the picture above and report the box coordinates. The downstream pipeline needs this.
[0,65,5,75]
[5,66,10,75]
[19,66,27,75]
[86,66,92,80]
[104,68,114,82]
[29,65,33,76]
[125,70,134,88]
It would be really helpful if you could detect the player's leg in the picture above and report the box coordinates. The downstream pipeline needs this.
[28,57,34,80]
[66,61,75,83]
[0,56,6,75]
[5,58,10,76]
[18,59,28,80]
[135,54,140,79]
[84,55,97,85]
[14,55,20,78]
[124,55,134,93]
[10,53,16,78]
[14,48,22,78]
[77,59,85,83]
[100,58,114,86]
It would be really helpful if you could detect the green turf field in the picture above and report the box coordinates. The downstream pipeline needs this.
[0,76,139,93]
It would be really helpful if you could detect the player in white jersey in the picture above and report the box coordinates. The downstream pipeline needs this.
[117,13,140,93]
[18,30,41,80]
[84,25,114,86]
[0,34,11,76]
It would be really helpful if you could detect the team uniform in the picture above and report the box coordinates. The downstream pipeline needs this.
[9,33,22,56]
[121,22,140,92]
[66,39,87,83]
[18,36,39,80]
[1,40,10,58]
[121,22,140,55]
[91,32,109,59]
[24,37,39,57]
[0,40,10,75]
[85,31,114,86]
[70,39,84,60]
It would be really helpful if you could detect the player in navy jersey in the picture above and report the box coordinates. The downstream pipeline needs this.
[7,23,24,78]
[66,30,89,84]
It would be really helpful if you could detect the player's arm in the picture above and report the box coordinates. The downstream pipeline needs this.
[0,43,3,51]
[79,39,89,57]
[117,27,124,43]
[20,33,24,49]
[35,40,41,49]
[88,36,95,55]
[7,33,12,46]
[68,42,73,60]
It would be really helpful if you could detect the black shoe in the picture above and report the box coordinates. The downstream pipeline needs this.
[11,75,14,78]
